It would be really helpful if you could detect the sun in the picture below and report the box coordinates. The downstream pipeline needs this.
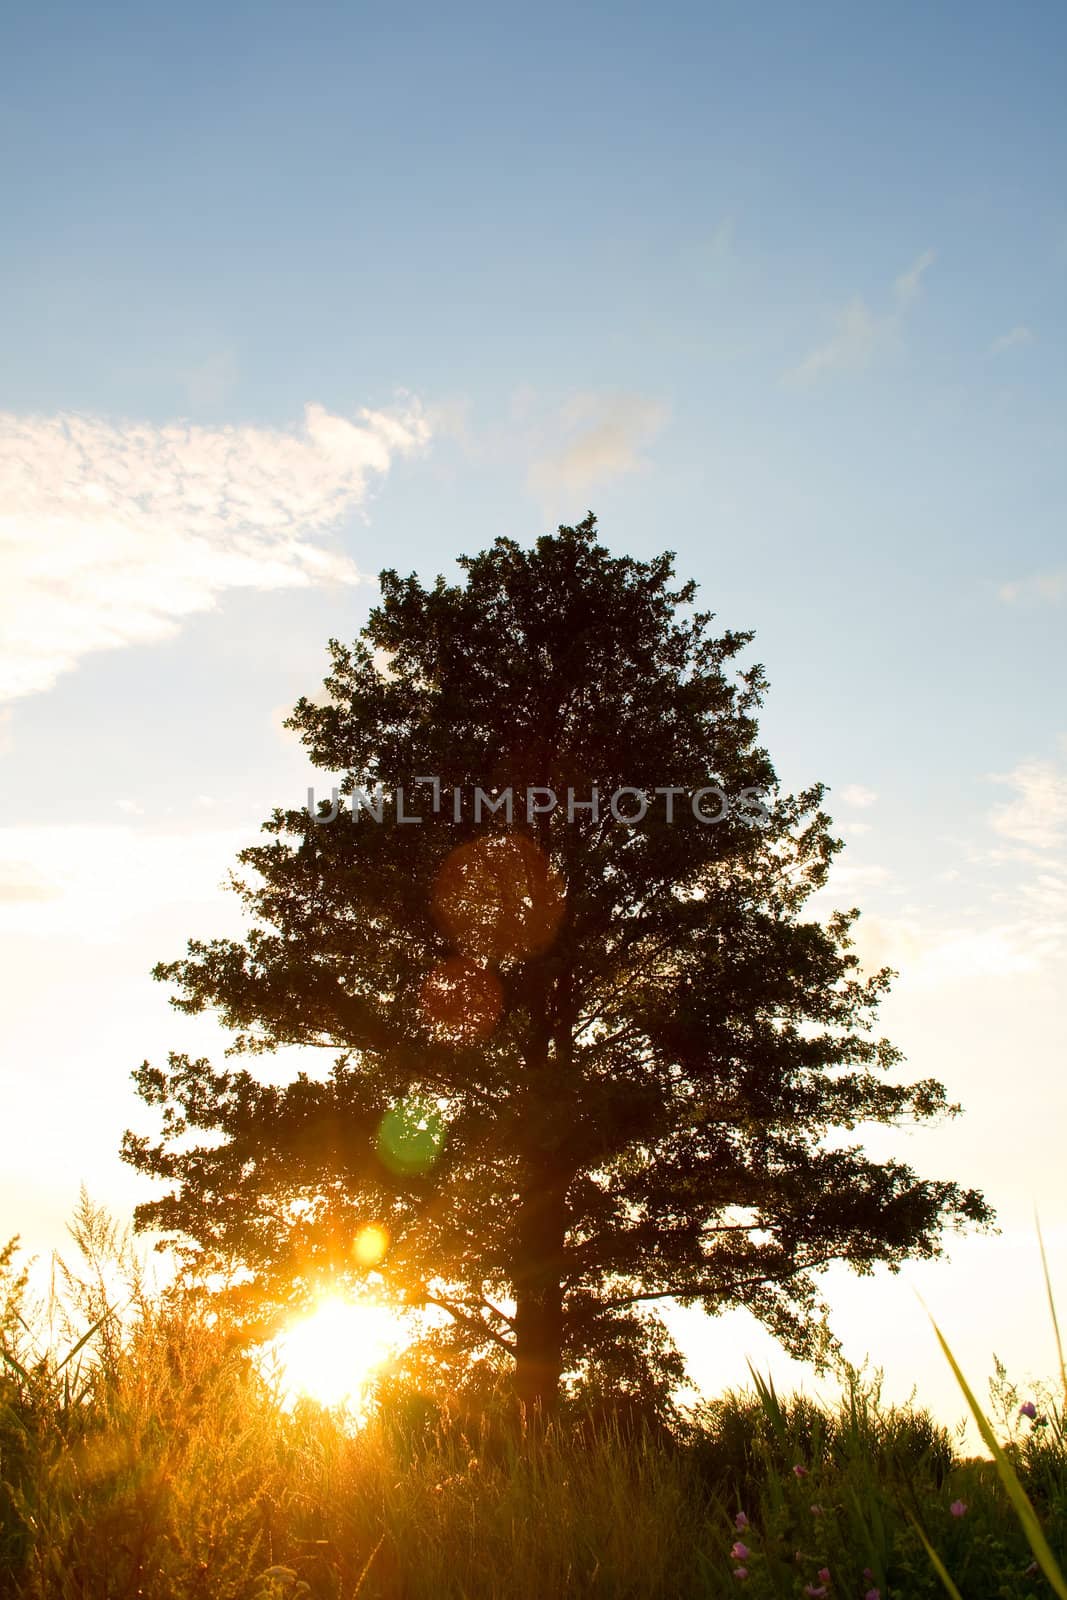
[273,1294,399,1410]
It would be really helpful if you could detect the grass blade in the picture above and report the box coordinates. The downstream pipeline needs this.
[54,1308,114,1374]
[1037,1213,1067,1407]
[929,1312,1067,1600]
[746,1363,788,1449]
[0,1345,31,1384]
[910,1516,965,1600]
[352,1533,385,1595]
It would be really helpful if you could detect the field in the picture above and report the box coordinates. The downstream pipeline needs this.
[2,1225,1065,1599]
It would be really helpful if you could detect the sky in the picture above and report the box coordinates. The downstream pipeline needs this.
[1,0,1066,1430]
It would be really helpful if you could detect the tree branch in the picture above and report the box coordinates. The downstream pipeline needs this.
[567,1251,845,1320]
[416,1290,516,1354]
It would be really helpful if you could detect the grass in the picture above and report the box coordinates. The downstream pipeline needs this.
[1,1212,1065,1598]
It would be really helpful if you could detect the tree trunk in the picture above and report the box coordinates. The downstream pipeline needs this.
[512,1179,567,1419]
[514,1282,564,1418]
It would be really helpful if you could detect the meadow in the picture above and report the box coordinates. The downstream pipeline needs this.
[2,1214,1065,1599]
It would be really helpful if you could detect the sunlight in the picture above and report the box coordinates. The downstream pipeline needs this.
[273,1295,399,1410]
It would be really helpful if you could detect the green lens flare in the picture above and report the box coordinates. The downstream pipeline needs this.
[376,1100,446,1176]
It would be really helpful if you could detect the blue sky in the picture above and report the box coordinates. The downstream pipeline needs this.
[1,2,1066,1424]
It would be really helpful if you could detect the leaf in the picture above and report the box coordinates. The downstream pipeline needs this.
[0,1345,31,1384]
[55,1308,114,1374]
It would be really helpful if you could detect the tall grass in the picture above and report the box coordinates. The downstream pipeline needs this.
[918,1219,1067,1600]
[1,1207,1064,1597]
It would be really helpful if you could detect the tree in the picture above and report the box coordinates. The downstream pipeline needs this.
[123,514,991,1418]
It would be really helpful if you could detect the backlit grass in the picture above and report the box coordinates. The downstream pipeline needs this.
[2,1211,1064,1598]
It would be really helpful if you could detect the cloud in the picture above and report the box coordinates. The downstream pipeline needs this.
[786,298,881,383]
[989,760,1067,851]
[700,218,735,266]
[840,783,878,809]
[528,392,667,500]
[803,756,1067,986]
[786,250,935,384]
[0,824,254,940]
[990,325,1034,354]
[893,249,936,309]
[849,914,1044,984]
[0,858,60,904]
[802,862,994,985]
[0,400,430,704]
[0,708,12,757]
[999,571,1067,605]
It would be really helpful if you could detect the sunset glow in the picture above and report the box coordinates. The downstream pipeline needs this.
[273,1296,399,1410]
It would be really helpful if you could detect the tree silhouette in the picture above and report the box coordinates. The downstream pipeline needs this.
[123,515,991,1417]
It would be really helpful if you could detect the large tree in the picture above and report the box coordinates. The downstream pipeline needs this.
[123,515,990,1416]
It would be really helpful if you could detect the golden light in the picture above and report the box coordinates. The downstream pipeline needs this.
[353,1222,390,1268]
[273,1295,398,1410]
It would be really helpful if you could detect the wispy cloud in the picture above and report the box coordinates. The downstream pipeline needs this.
[785,250,935,384]
[840,783,878,808]
[990,325,1034,354]
[528,391,667,500]
[785,298,881,384]
[999,571,1067,605]
[0,400,430,704]
[0,857,59,905]
[0,824,253,939]
[850,913,1047,983]
[893,249,936,309]
[989,760,1067,851]
[805,751,1067,984]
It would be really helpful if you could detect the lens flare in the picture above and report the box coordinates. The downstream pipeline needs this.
[431,832,565,961]
[377,1098,446,1176]
[419,956,503,1041]
[352,1222,390,1268]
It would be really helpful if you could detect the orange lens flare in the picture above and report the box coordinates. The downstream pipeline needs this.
[431,833,565,961]
[419,956,503,1041]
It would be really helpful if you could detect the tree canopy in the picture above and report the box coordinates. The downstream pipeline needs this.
[123,514,991,1416]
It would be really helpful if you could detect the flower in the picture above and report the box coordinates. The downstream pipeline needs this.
[803,1587,827,1598]
[950,1499,967,1518]
[792,1463,809,1478]
[810,1503,824,1517]
[865,1590,881,1600]
[817,1570,831,1584]
[863,1572,874,1583]
[734,1511,749,1530]
[730,1542,750,1562]
[1019,1400,1037,1419]
[733,1568,748,1583]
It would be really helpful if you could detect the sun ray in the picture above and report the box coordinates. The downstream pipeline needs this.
[271,1295,399,1411]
